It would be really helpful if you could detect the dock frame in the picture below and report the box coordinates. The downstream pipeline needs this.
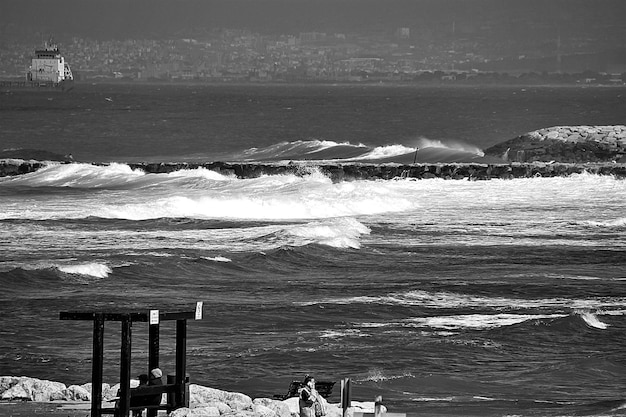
[59,302,203,417]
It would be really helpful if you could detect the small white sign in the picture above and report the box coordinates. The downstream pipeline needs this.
[195,302,203,320]
[150,309,159,325]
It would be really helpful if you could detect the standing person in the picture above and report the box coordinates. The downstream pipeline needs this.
[299,375,318,417]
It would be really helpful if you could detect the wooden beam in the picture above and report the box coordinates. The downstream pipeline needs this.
[60,310,197,322]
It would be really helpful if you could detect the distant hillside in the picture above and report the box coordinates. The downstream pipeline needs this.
[484,126,626,163]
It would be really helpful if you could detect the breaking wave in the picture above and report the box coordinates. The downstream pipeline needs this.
[234,139,490,163]
[57,263,112,278]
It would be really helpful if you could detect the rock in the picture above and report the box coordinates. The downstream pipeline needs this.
[80,382,114,400]
[253,398,292,417]
[171,407,221,417]
[485,125,626,163]
[190,384,253,411]
[51,384,91,401]
[0,376,66,401]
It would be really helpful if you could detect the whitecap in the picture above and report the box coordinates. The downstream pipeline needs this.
[320,329,369,338]
[583,217,626,228]
[203,256,232,262]
[58,263,112,278]
[404,313,566,330]
[285,218,371,249]
[355,144,417,160]
[578,311,609,329]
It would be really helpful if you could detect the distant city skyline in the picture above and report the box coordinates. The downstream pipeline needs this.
[2,0,625,44]
[1,0,625,80]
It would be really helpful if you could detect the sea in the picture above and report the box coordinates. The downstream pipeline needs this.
[1,83,625,416]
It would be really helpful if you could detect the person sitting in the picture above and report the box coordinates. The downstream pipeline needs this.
[146,368,164,406]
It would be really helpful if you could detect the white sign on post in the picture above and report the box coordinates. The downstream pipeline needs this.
[150,309,160,325]
[195,302,203,320]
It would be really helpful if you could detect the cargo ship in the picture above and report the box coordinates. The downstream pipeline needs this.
[0,40,74,91]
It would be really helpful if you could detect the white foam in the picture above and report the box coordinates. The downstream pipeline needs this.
[309,289,626,312]
[583,217,626,228]
[100,174,414,221]
[356,144,417,160]
[320,329,369,338]
[166,168,232,181]
[203,256,232,262]
[285,218,370,249]
[578,311,609,329]
[404,313,566,330]
[2,163,145,188]
[416,137,485,156]
[58,263,112,278]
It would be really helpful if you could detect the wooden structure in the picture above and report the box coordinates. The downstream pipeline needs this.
[59,302,203,417]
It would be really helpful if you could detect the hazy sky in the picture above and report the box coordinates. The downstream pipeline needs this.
[1,0,625,42]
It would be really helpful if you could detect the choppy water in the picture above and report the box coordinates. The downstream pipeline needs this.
[1,84,626,416]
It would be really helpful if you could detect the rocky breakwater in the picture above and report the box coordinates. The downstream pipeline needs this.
[0,376,377,417]
[125,160,626,181]
[1,159,626,180]
[484,125,626,163]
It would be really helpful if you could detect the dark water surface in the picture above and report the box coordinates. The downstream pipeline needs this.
[1,83,625,162]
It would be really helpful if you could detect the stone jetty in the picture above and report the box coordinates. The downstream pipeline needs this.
[1,159,625,180]
[484,125,626,163]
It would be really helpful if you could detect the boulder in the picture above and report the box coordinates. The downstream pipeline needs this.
[51,384,91,401]
[0,376,66,401]
[253,398,292,417]
[190,384,253,411]
[80,382,114,400]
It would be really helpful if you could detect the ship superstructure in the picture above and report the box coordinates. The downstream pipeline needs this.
[27,40,74,86]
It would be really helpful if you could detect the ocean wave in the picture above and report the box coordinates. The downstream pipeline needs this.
[284,218,370,249]
[202,256,232,262]
[57,263,112,278]
[403,313,567,330]
[577,310,609,329]
[0,163,146,188]
[320,329,370,339]
[234,139,490,163]
[582,217,626,229]
[306,289,626,312]
[99,172,413,221]
[416,137,485,157]
[353,144,417,160]
[239,139,367,161]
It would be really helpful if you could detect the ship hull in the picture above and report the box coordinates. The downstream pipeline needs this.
[0,79,74,92]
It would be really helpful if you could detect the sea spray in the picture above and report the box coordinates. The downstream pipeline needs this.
[58,263,112,278]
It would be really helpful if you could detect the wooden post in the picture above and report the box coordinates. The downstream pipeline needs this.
[118,316,132,417]
[175,319,187,407]
[341,378,351,417]
[148,322,159,372]
[91,314,104,417]
[147,320,160,417]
